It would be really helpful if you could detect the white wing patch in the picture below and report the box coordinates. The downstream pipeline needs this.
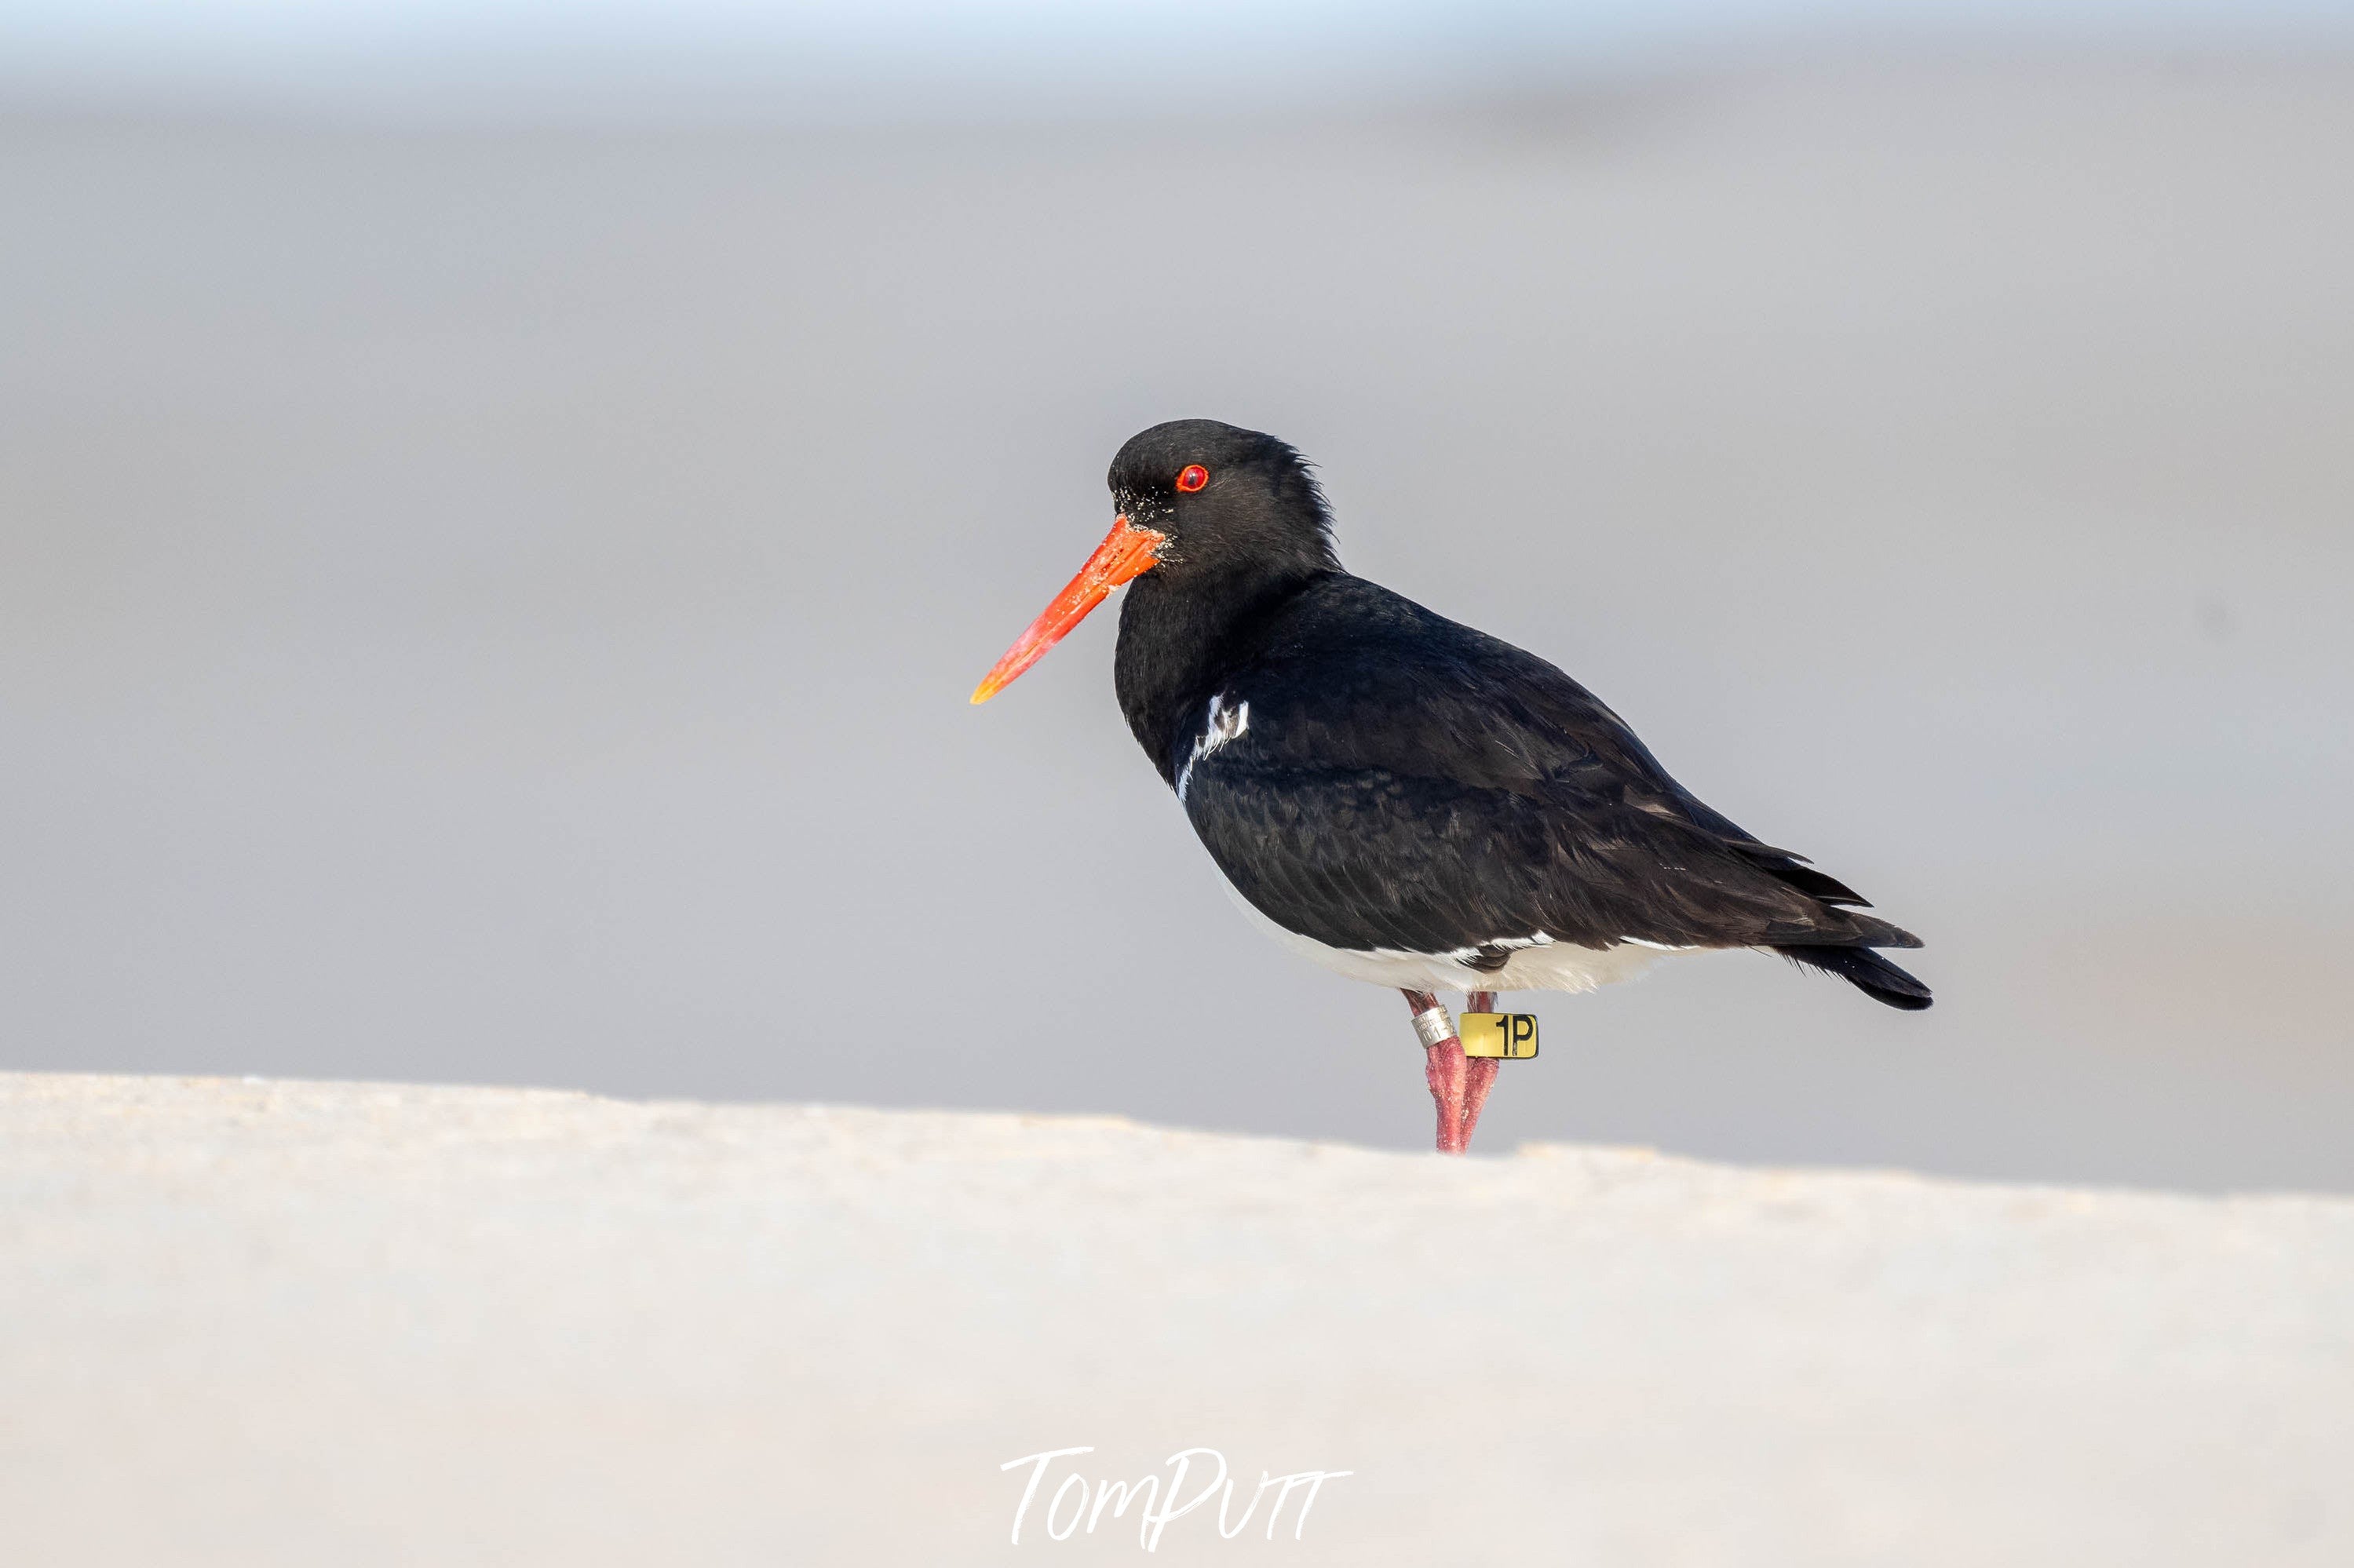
[1220,884,1695,995]
[1442,932,1699,968]
[1443,932,1555,964]
[1175,691,1251,804]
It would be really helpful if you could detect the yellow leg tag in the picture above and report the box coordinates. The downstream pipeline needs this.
[1458,1013,1538,1059]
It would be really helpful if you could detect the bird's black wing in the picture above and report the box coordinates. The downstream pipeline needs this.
[1175,577,1921,964]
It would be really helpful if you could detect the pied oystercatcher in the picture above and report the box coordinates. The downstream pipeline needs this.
[973,420,1929,1153]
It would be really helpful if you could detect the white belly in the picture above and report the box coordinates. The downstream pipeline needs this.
[1221,883,1696,996]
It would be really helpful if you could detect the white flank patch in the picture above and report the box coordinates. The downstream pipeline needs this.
[1444,932,1554,963]
[1220,884,1704,995]
[1175,691,1250,803]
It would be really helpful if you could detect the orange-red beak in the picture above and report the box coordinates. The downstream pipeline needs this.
[970,516,1167,704]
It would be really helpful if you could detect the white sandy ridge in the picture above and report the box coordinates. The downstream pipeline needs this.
[1,1071,2348,1565]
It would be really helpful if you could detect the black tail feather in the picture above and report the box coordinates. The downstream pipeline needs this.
[1732,841,1872,908]
[1775,944,1934,1010]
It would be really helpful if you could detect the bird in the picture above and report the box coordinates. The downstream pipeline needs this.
[972,418,1929,1154]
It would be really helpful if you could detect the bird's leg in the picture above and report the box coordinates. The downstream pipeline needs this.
[1403,990,1468,1154]
[1460,990,1502,1147]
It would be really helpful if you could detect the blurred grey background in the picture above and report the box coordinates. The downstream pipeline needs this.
[3,2,2350,1191]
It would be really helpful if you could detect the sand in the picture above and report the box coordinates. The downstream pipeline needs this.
[3,1070,2349,1564]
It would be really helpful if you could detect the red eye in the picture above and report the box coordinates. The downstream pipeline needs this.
[1176,465,1209,493]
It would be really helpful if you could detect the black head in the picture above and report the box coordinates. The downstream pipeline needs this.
[970,418,1337,705]
[1108,419,1339,585]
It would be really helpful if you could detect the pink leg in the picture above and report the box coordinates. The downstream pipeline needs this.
[1401,990,1467,1154]
[1460,990,1502,1147]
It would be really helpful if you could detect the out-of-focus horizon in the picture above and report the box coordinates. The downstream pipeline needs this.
[7,0,2354,122]
[3,2,2351,1192]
